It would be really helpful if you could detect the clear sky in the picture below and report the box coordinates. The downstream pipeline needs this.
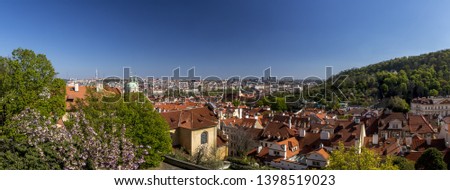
[1,0,450,79]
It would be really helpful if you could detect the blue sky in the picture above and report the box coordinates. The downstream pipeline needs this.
[1,0,450,79]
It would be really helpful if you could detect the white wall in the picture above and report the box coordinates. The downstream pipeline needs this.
[270,160,307,170]
[388,119,403,129]
[306,153,328,168]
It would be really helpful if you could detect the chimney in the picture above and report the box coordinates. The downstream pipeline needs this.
[299,128,306,137]
[426,135,432,145]
[74,83,79,92]
[282,145,287,159]
[405,136,412,146]
[289,116,292,129]
[354,117,360,124]
[238,108,242,119]
[257,145,262,154]
[372,133,378,145]
[219,110,223,119]
[384,133,388,140]
[360,124,366,139]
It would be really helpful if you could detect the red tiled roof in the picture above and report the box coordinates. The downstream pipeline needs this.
[261,121,296,140]
[277,137,300,159]
[411,137,447,151]
[411,97,433,104]
[407,115,434,134]
[440,99,450,104]
[272,115,304,127]
[364,137,401,156]
[404,152,423,162]
[312,148,330,160]
[442,116,450,124]
[65,86,90,110]
[160,107,218,130]
[221,118,256,128]
[256,147,270,157]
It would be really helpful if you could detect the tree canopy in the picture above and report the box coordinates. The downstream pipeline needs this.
[0,48,65,125]
[326,143,398,170]
[317,49,450,106]
[73,91,172,168]
[415,148,447,170]
[0,108,145,170]
[0,48,172,169]
[382,96,410,113]
[392,156,415,170]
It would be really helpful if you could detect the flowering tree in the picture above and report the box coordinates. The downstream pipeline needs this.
[78,91,172,168]
[0,108,145,170]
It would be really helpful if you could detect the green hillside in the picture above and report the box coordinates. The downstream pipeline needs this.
[334,49,450,106]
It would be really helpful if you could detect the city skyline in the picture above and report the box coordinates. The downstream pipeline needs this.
[1,0,450,79]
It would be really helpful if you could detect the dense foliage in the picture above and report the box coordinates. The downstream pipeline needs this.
[392,156,415,170]
[326,143,398,170]
[74,91,172,168]
[0,108,145,169]
[415,148,447,170]
[256,97,288,111]
[321,49,450,106]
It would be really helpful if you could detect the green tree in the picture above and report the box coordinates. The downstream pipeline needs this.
[415,148,447,170]
[392,156,415,170]
[75,91,172,168]
[271,97,287,111]
[384,96,410,113]
[1,108,146,170]
[256,98,270,107]
[429,89,439,96]
[0,48,65,125]
[320,49,450,105]
[326,143,398,170]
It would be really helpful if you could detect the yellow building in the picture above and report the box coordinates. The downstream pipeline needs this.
[161,107,226,156]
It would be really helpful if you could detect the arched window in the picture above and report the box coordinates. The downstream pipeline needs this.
[201,131,208,144]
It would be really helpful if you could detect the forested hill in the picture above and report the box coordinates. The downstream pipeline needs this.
[334,49,450,106]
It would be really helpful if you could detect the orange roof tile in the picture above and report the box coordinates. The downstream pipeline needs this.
[161,107,218,130]
[312,148,330,160]
[65,86,90,110]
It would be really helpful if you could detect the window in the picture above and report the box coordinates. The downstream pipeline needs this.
[312,161,320,166]
[201,131,208,144]
[393,123,399,129]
